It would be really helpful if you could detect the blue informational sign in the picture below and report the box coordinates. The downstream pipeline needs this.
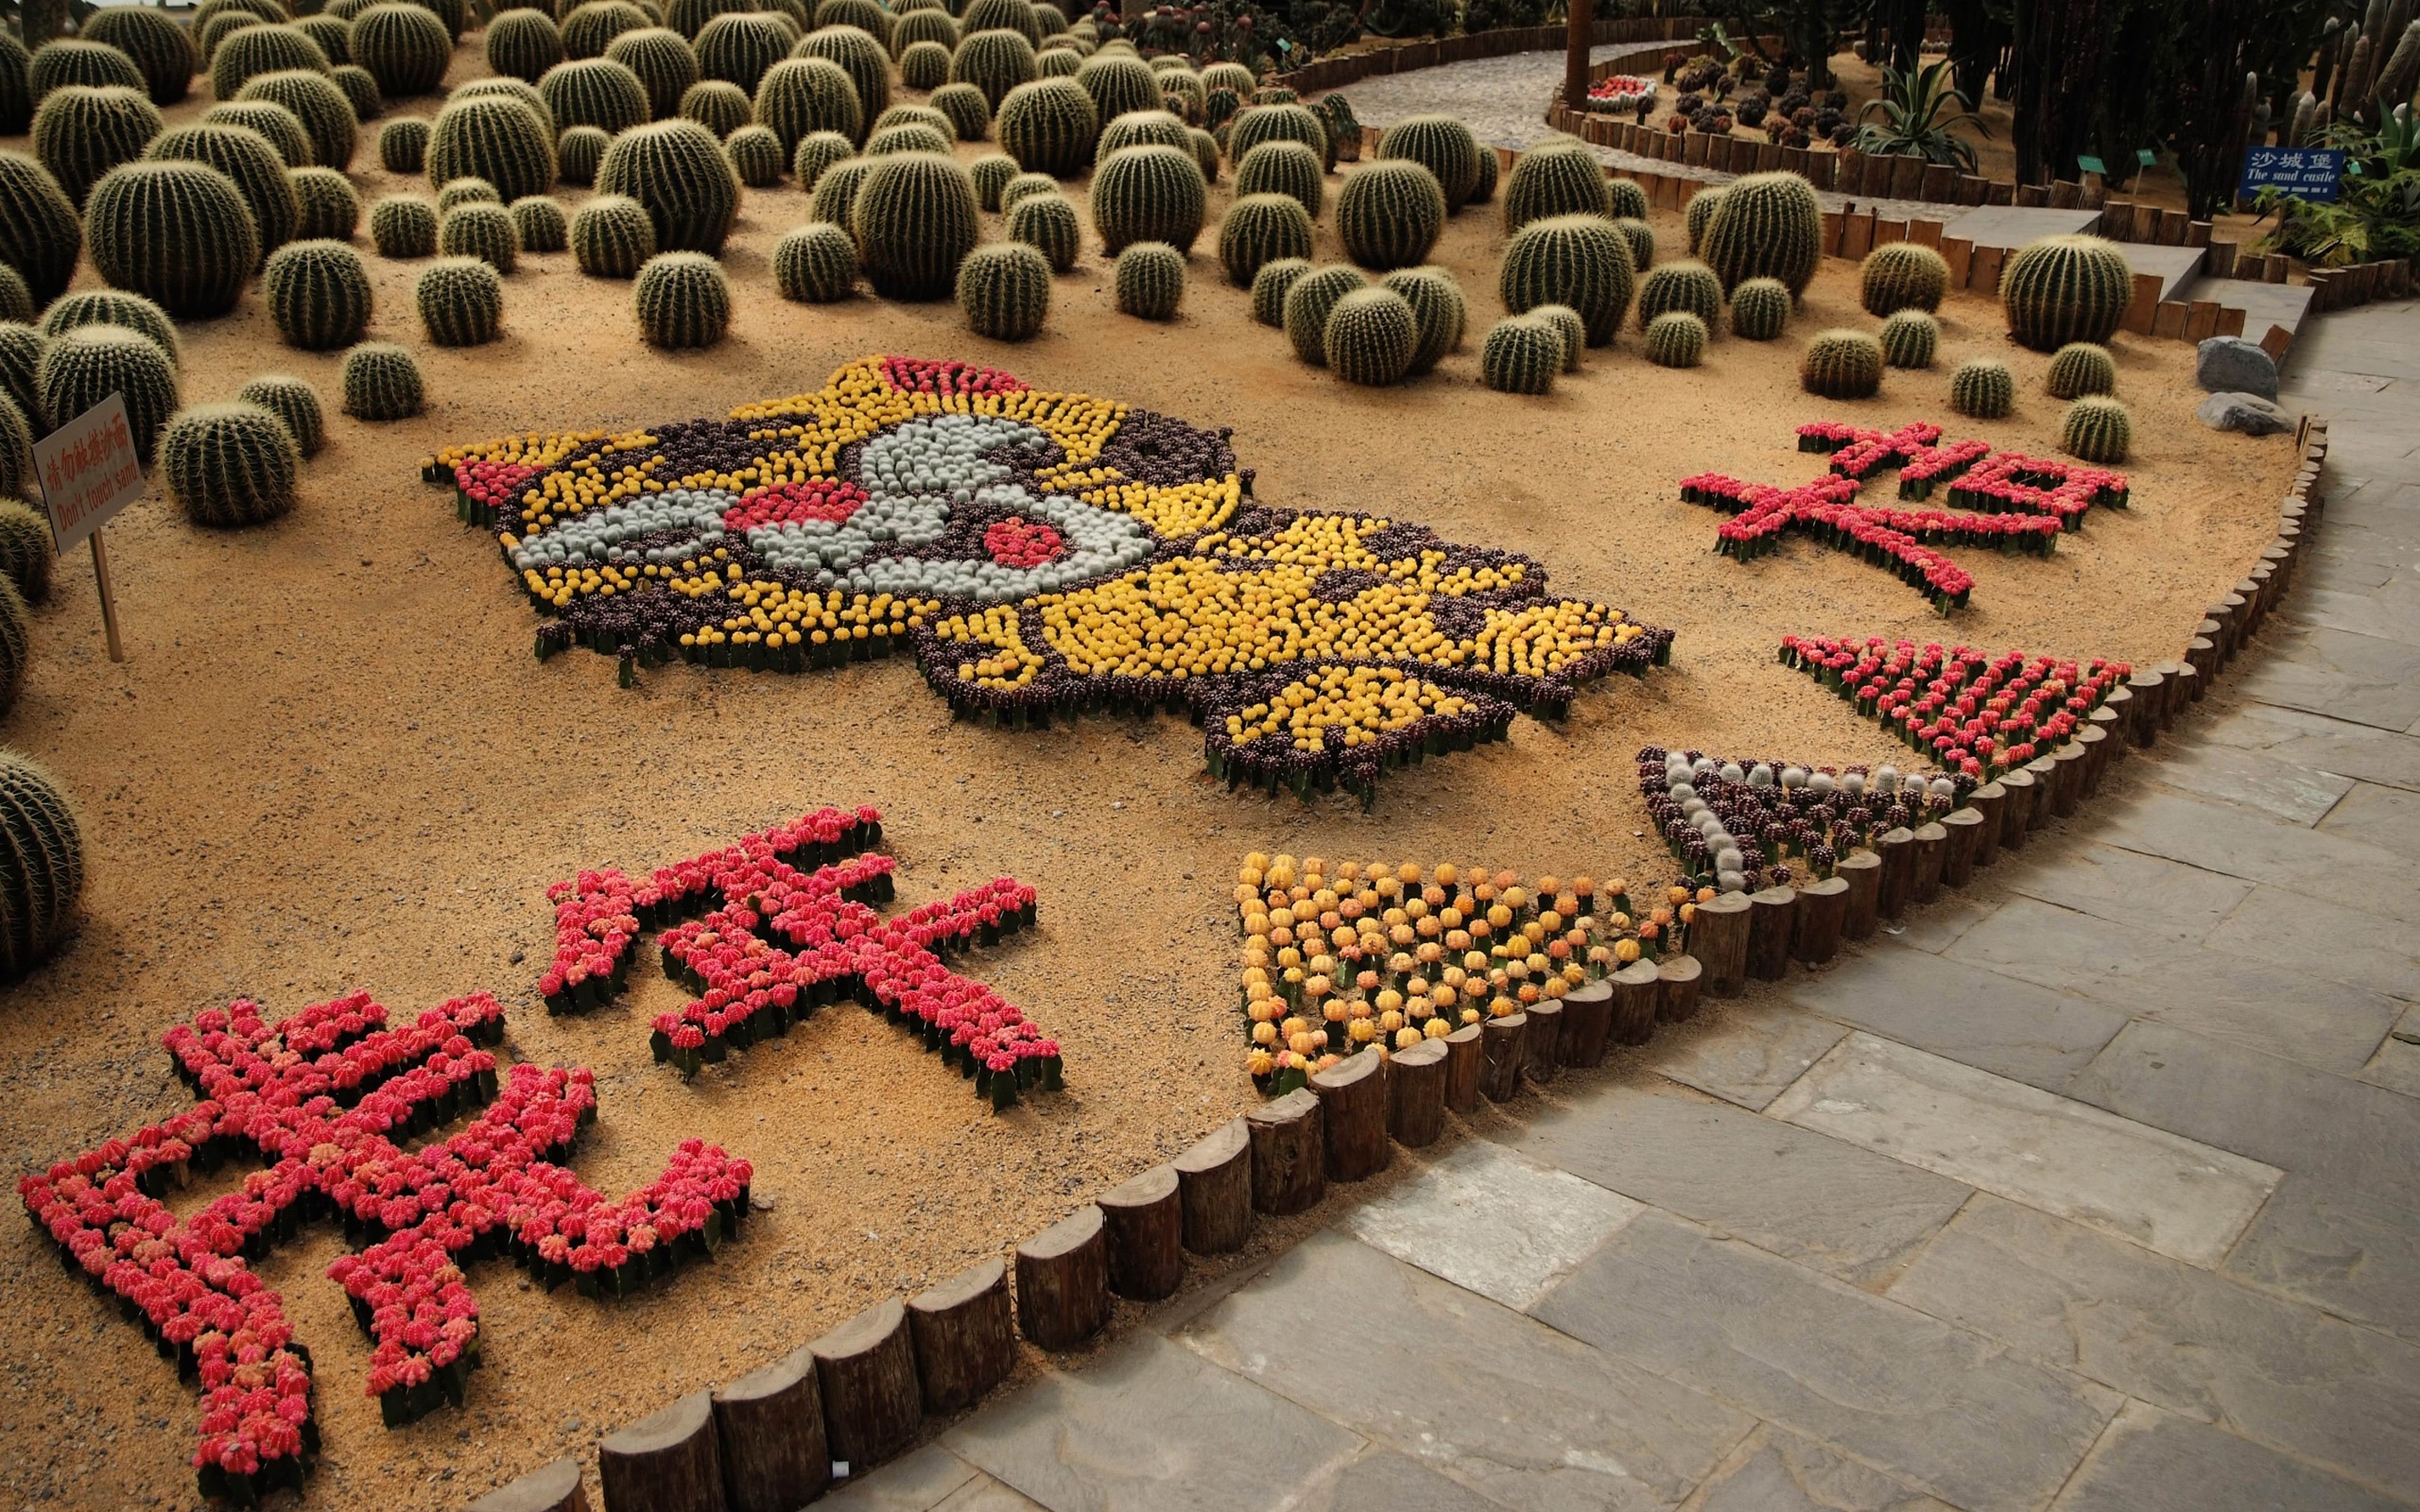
[2238,146,2345,200]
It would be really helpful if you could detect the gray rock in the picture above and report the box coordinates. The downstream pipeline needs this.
[2198,389,2296,435]
[2196,335,2279,398]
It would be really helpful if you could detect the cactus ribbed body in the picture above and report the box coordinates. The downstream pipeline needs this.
[1113,239,1184,318]
[632,249,730,346]
[956,239,1051,337]
[203,99,314,165]
[1322,284,1416,385]
[340,340,422,420]
[960,0,1037,42]
[816,0,893,42]
[970,150,1018,209]
[488,9,565,80]
[163,401,299,526]
[379,116,429,172]
[265,238,372,348]
[1201,60,1254,95]
[1699,170,1823,296]
[439,199,520,269]
[456,77,558,138]
[1683,185,1723,252]
[892,7,959,56]
[899,39,951,89]
[696,12,789,90]
[682,77,750,134]
[564,0,651,59]
[0,496,49,601]
[1217,192,1311,285]
[950,27,1037,109]
[0,393,26,504]
[300,17,354,68]
[1531,303,1583,371]
[773,219,856,300]
[1604,176,1646,221]
[793,129,856,188]
[725,123,785,184]
[1335,159,1443,271]
[1075,51,1155,122]
[1468,141,1497,203]
[850,149,978,298]
[41,290,181,367]
[596,117,741,251]
[1096,107,1187,163]
[2001,233,2132,350]
[1801,328,1883,399]
[667,0,750,40]
[35,85,164,206]
[81,9,198,106]
[1499,213,1634,345]
[1479,314,1559,394]
[85,160,258,317]
[510,193,569,250]
[810,155,872,227]
[1729,275,1789,340]
[428,94,556,203]
[999,170,1056,212]
[0,325,41,435]
[1234,139,1322,216]
[1250,255,1308,327]
[1090,142,1203,254]
[1374,114,1480,210]
[351,4,453,96]
[333,64,385,121]
[0,35,29,134]
[1005,191,1079,271]
[931,81,991,142]
[1636,258,1720,328]
[753,56,860,151]
[1879,309,1938,369]
[571,193,658,275]
[1859,241,1949,316]
[1380,265,1463,374]
[293,165,360,238]
[606,27,700,118]
[541,57,652,135]
[996,76,1096,176]
[869,121,952,155]
[558,124,610,185]
[1035,46,1080,78]
[370,193,438,255]
[1644,310,1707,369]
[1501,139,1609,231]
[2061,396,2131,462]
[30,41,147,103]
[147,122,299,259]
[0,751,85,979]
[210,26,330,102]
[2046,340,2117,399]
[238,373,325,456]
[1611,215,1654,275]
[0,154,81,304]
[416,254,503,344]
[237,69,358,170]
[0,268,25,326]
[1228,101,1327,169]
[1281,262,1367,364]
[795,25,890,126]
[42,326,179,463]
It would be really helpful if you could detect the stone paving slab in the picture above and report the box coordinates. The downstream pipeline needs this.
[2093,788,2418,922]
[1888,1195,2420,1496]
[1531,1212,2121,1512]
[2204,884,2420,1004]
[1297,1449,1512,1512]
[2320,779,2420,847]
[2139,740,2360,825]
[1681,1425,1952,1512]
[1340,1139,1641,1309]
[2362,1034,2420,1097]
[935,1474,1049,1511]
[1941,895,2206,995]
[1938,206,2101,249]
[2044,946,2399,1077]
[2236,623,2420,730]
[2051,1399,2409,1512]
[1645,1002,1849,1112]
[822,1445,984,1511]
[1998,843,2257,934]
[2224,1175,2420,1344]
[1499,1082,1973,1286]
[1181,1231,1754,1512]
[1785,947,2130,1091]
[1768,1033,2280,1265]
[2116,241,2208,303]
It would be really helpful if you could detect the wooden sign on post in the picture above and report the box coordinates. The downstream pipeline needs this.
[34,392,144,662]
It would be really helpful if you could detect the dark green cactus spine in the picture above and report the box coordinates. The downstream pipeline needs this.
[379,116,429,173]
[0,325,40,438]
[819,0,895,42]
[1227,101,1328,169]
[42,290,181,367]
[1479,314,1559,394]
[564,0,651,60]
[0,35,30,137]
[147,122,299,259]
[488,9,565,81]
[1860,242,1949,316]
[1801,328,1884,399]
[292,166,359,239]
[350,4,453,96]
[300,17,354,68]
[1335,159,1443,270]
[721,124,782,184]
[0,574,20,715]
[596,117,742,251]
[892,7,960,56]
[754,57,860,151]
[957,239,1051,338]
[1201,60,1255,95]
[162,401,299,526]
[970,150,1018,209]
[333,64,385,121]
[1250,255,1309,327]
[900,39,950,88]
[667,0,751,40]
[2046,341,2117,399]
[869,121,953,155]
[695,13,789,91]
[1234,139,1322,216]
[340,339,423,420]
[416,254,503,344]
[792,129,856,188]
[1075,51,1156,121]
[1090,142,1204,254]
[1380,265,1463,374]
[633,249,730,347]
[571,193,658,275]
[265,238,372,349]
[950,28,1038,109]
[0,751,86,979]
[851,150,979,298]
[999,170,1057,212]
[1606,176,1647,221]
[237,69,359,171]
[0,267,25,326]
[204,99,314,165]
[1322,285,1416,385]
[1532,303,1583,371]
[0,153,81,304]
[1501,139,1609,231]
[2001,234,2132,351]
[796,25,890,127]
[1468,141,1497,203]
[1700,170,1823,296]
[2061,396,2131,462]
[773,219,856,300]
[1729,275,1789,340]
[428,94,557,203]
[1637,258,1720,328]
[1374,114,1481,210]
[960,0,1038,42]
[510,194,568,250]
[0,390,26,504]
[1498,213,1634,345]
[209,26,331,102]
[559,125,610,185]
[1644,310,1707,369]
[81,9,198,106]
[1684,185,1723,251]
[1114,240,1184,319]
[606,27,701,118]
[1879,309,1938,369]
[238,372,325,456]
[542,57,652,135]
[1282,262,1368,364]
[440,199,520,269]
[996,76,1097,176]
[931,81,992,142]
[41,326,180,464]
[1096,107,1188,162]
[1217,192,1312,285]
[371,194,438,255]
[1612,215,1654,274]
[678,77,749,130]
[810,155,873,227]
[85,160,258,317]
[1005,191,1079,270]
[35,85,164,206]
[30,41,147,102]
[0,497,50,602]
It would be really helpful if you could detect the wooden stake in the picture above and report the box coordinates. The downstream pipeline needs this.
[1563,0,1595,109]
[1967,782,2006,867]
[811,1297,921,1469]
[1746,886,1796,980]
[1939,808,1983,888]
[1996,767,2036,850]
[908,1260,1016,1414]
[1015,1206,1111,1350]
[714,1347,830,1512]
[1909,822,1947,906]
[1693,892,1754,997]
[1387,1038,1448,1147]
[1876,828,1917,919]
[472,1457,589,1512]
[1246,1089,1324,1214]
[1478,1012,1527,1102]
[1523,999,1564,1082]
[1098,1166,1184,1301]
[1611,960,1660,1044]
[1839,850,1882,938]
[1656,954,1703,1021]
[1172,1120,1250,1255]
[90,530,124,663]
[1443,1022,1483,1112]
[1309,1051,1390,1180]
[599,1391,722,1512]
[2050,744,2089,816]
[1790,877,1848,964]
[1559,978,1614,1066]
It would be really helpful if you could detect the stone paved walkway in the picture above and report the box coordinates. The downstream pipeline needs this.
[823,303,2420,1512]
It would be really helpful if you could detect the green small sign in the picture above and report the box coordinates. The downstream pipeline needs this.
[2076,154,2106,175]
[2137,147,2158,166]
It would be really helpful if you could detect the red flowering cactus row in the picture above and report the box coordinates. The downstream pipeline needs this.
[544,806,1060,1109]
[1780,633,2131,779]
[1682,421,2133,613]
[21,990,749,1503]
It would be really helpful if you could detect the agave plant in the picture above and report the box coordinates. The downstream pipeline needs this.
[1853,58,1986,171]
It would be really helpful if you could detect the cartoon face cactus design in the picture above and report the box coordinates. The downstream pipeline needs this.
[437,357,1672,801]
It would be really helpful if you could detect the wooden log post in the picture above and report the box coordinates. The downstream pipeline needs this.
[1657,954,1703,1021]
[1790,876,1849,964]
[908,1259,1016,1414]
[1443,1022,1483,1112]
[1996,767,2036,850]
[1967,781,2006,867]
[2024,757,2061,830]
[1245,1089,1323,1213]
[2100,682,2135,746]
[2076,724,2111,797]
[2164,659,2200,714]
[1098,1166,1184,1302]
[1876,828,1917,920]
[1910,822,1948,907]
[1693,891,1754,997]
[714,1348,830,1512]
[2050,744,2089,817]
[601,1392,724,1512]
[473,1458,590,1512]
[812,1298,921,1471]
[1839,850,1883,938]
[1562,0,1595,109]
[1171,1118,1252,1255]
[1559,977,1614,1065]
[2127,669,2167,747]
[1609,959,1659,1044]
[1746,886,1796,980]
[1479,1011,1528,1101]
[1309,1052,1390,1180]
[1939,807,1984,888]
[1524,998,1564,1082]
[1388,1038,1448,1146]
[1016,1206,1112,1351]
